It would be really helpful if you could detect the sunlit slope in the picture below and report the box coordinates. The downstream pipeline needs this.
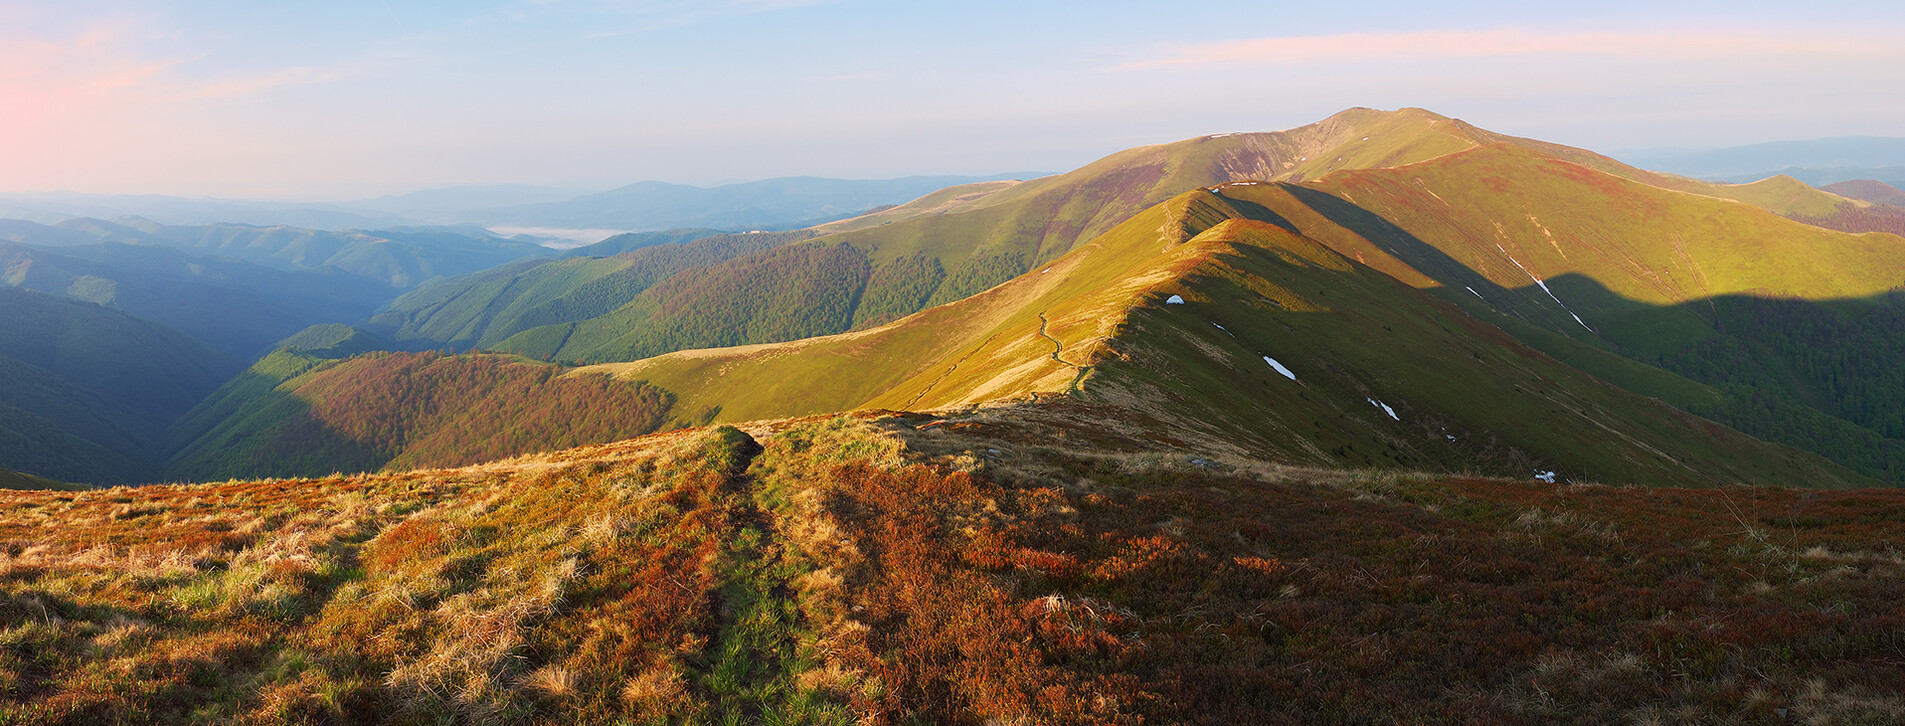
[480,108,1510,363]
[567,194,1229,423]
[584,190,1868,488]
[4,415,1902,723]
[1232,144,1905,322]
[373,108,1872,368]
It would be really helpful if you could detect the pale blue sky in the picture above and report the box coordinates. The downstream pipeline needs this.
[5,0,1902,197]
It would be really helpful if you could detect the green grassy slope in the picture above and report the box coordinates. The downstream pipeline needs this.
[503,241,872,363]
[0,240,394,357]
[560,227,722,257]
[581,190,1867,488]
[430,108,1499,366]
[1214,144,1905,481]
[0,288,234,459]
[0,464,84,491]
[367,230,807,350]
[459,108,1873,370]
[115,219,556,288]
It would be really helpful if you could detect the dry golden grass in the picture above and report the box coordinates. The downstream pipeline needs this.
[0,410,1900,723]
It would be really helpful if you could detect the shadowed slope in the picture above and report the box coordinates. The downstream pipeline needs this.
[164,351,675,481]
[1218,144,1905,480]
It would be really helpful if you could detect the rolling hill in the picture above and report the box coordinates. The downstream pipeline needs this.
[334,107,1905,486]
[366,231,810,351]
[1822,179,1905,207]
[388,108,1877,373]
[478,173,1043,231]
[163,345,677,482]
[1195,143,1905,480]
[574,188,1868,489]
[1,217,554,289]
[0,288,236,484]
[0,464,82,491]
[0,240,394,358]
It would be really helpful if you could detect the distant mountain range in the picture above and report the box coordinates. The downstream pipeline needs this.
[471,173,1047,231]
[1617,136,1905,187]
[0,174,1051,235]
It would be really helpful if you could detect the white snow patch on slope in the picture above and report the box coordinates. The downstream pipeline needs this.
[1166,294,1185,304]
[1262,356,1296,380]
[1495,244,1595,333]
[1466,286,1484,299]
[1366,398,1400,421]
[1535,470,1557,483]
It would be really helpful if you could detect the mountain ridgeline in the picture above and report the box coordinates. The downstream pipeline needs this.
[340,108,1905,487]
[6,107,1905,493]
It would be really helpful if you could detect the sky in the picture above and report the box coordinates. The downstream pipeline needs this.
[4,0,1903,199]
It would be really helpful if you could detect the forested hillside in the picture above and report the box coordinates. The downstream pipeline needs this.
[165,351,676,481]
[0,240,392,357]
[368,231,809,351]
[0,288,234,483]
[8,217,554,289]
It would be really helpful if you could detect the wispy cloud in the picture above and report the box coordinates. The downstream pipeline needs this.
[176,65,352,101]
[807,71,894,83]
[573,0,833,38]
[1114,28,1899,70]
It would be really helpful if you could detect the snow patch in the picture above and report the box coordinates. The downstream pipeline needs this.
[1040,268,1051,274]
[1212,322,1234,338]
[1466,286,1484,299]
[1495,245,1595,333]
[1262,355,1296,380]
[1534,470,1557,484]
[1165,294,1185,304]
[1366,397,1400,421]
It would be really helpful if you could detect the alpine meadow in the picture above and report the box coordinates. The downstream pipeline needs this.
[4,2,1905,723]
